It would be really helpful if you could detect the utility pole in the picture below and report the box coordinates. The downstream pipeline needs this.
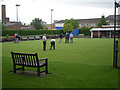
[51,9,54,38]
[16,4,20,34]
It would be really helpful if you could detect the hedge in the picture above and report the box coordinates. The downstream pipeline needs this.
[79,27,92,35]
[2,29,63,36]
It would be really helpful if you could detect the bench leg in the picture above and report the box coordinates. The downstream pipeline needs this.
[37,67,40,76]
[13,64,16,73]
[22,65,24,71]
[45,60,48,74]
[46,64,48,74]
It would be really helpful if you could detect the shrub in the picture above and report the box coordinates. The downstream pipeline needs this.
[79,27,91,35]
[2,29,63,36]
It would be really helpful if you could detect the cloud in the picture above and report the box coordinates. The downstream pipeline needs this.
[48,0,114,9]
[0,0,115,24]
[68,2,114,8]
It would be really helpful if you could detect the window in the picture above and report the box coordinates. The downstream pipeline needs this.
[85,24,89,26]
[79,24,83,26]
[91,24,96,26]
[106,20,109,23]
[109,23,113,25]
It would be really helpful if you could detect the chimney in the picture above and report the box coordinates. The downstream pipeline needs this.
[2,5,6,23]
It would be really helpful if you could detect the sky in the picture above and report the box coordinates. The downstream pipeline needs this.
[0,0,120,24]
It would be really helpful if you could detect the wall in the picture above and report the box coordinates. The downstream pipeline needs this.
[54,23,64,27]
[55,27,79,35]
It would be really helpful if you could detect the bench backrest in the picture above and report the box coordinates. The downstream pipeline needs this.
[11,52,39,67]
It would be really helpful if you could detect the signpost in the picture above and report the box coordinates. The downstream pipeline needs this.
[113,0,120,68]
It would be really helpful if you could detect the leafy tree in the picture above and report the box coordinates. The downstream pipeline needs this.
[30,18,43,30]
[64,19,71,24]
[97,15,108,28]
[70,18,79,29]
[63,19,73,33]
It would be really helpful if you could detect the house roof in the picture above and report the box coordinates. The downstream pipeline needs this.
[90,28,120,31]
[102,25,120,27]
[106,15,120,20]
[54,15,120,24]
[54,20,65,23]
[77,18,101,23]
[54,18,101,23]
[5,22,21,26]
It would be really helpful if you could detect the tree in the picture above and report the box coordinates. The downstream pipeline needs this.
[97,15,108,28]
[30,18,43,30]
[70,18,79,29]
[63,19,73,33]
[65,19,71,24]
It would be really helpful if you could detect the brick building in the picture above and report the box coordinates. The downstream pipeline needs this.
[1,5,33,30]
[5,22,22,30]
[2,5,9,23]
[54,15,120,29]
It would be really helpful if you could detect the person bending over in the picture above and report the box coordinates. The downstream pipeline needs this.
[50,38,55,50]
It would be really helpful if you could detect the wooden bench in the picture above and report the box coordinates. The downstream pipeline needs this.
[11,52,48,76]
[28,37,35,40]
[35,36,41,40]
[21,37,28,41]
[5,38,13,42]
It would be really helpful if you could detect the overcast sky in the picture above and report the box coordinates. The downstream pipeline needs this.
[0,0,120,24]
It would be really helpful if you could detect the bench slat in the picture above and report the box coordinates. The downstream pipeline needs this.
[31,55,33,66]
[33,56,36,67]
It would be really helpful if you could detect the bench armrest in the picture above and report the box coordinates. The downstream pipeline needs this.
[38,58,48,61]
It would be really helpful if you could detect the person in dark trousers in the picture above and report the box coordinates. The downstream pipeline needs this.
[42,34,47,51]
[59,33,62,43]
[50,38,55,50]
[67,32,70,43]
[14,34,17,43]
[65,32,68,43]
[14,33,20,43]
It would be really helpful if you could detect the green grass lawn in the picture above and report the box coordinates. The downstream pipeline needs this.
[2,38,118,88]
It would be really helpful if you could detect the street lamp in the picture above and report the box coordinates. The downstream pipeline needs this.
[113,0,120,68]
[51,9,54,37]
[16,4,20,34]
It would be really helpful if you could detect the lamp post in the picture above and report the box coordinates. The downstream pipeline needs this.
[16,4,20,34]
[113,0,120,68]
[51,9,54,37]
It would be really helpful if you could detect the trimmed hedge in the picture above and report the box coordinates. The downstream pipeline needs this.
[2,29,63,36]
[79,26,92,35]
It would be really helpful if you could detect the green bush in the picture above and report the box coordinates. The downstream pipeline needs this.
[79,26,91,35]
[2,29,63,36]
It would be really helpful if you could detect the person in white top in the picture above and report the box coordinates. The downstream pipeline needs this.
[50,38,55,50]
[42,34,47,51]
[69,32,73,43]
